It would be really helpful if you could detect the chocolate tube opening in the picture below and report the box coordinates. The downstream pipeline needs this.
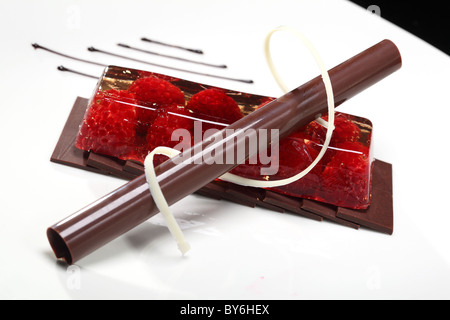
[47,228,73,264]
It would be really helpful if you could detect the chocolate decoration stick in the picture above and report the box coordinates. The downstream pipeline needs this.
[47,39,401,264]
[87,46,254,84]
[141,37,204,54]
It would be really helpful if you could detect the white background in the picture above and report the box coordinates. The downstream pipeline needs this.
[1,0,449,299]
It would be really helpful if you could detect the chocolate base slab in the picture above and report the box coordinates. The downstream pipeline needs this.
[51,96,394,234]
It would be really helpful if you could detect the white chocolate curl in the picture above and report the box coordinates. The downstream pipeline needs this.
[144,26,335,254]
[221,25,336,188]
[144,147,190,255]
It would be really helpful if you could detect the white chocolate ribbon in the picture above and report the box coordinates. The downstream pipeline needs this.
[144,147,190,255]
[143,25,335,254]
[219,25,336,188]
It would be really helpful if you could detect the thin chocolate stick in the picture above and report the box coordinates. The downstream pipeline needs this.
[117,43,226,68]
[32,43,107,67]
[141,37,203,54]
[88,46,253,84]
[57,65,98,79]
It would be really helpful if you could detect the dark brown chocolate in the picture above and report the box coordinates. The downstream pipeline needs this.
[48,40,401,264]
[263,191,322,221]
[301,199,360,229]
[86,152,136,180]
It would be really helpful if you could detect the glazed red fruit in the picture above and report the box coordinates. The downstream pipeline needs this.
[230,130,323,192]
[230,118,371,208]
[128,76,186,135]
[305,113,361,144]
[273,131,323,193]
[76,89,138,159]
[321,141,370,207]
[145,105,194,156]
[276,132,322,176]
[186,88,243,130]
[128,76,185,109]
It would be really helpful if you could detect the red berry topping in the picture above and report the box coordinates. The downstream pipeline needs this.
[273,132,323,192]
[305,112,361,144]
[75,89,138,159]
[186,88,243,129]
[231,130,323,193]
[128,76,185,109]
[278,132,321,172]
[145,105,194,154]
[128,76,186,138]
[321,141,370,207]
[231,115,370,208]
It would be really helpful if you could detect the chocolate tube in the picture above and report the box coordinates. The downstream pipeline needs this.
[47,39,401,264]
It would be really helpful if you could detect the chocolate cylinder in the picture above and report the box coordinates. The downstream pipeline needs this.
[47,39,401,264]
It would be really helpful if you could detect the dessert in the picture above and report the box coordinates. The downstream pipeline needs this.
[48,40,401,264]
[75,67,373,209]
[51,98,392,233]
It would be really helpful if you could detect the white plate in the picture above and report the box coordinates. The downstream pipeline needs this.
[1,0,450,300]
